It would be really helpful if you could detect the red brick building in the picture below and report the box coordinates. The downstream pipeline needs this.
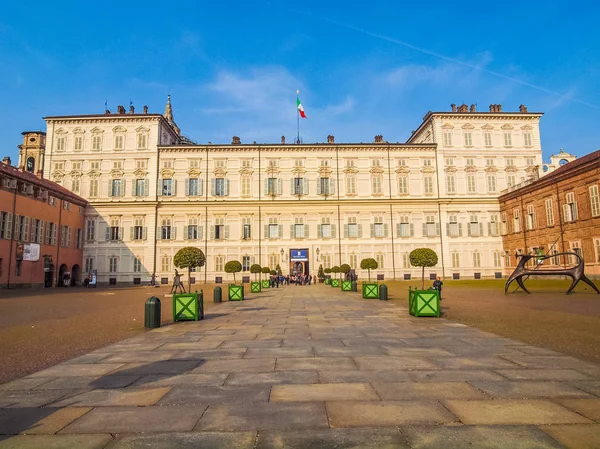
[0,134,87,288]
[499,150,600,278]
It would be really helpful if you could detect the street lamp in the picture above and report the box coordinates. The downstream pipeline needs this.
[315,248,320,261]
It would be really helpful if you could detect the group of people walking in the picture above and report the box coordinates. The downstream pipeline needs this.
[269,274,317,287]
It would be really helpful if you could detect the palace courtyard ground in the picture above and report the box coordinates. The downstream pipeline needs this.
[0,280,598,447]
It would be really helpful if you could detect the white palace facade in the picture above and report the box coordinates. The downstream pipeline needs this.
[38,99,544,285]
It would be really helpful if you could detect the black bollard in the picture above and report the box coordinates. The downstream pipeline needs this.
[144,296,161,328]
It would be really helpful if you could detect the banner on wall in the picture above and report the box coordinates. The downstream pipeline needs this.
[290,249,308,261]
[23,243,40,261]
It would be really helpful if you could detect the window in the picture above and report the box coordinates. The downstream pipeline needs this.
[503,133,512,147]
[242,256,251,272]
[114,135,124,150]
[186,178,200,196]
[372,176,383,195]
[162,159,173,169]
[136,133,147,149]
[74,136,83,151]
[161,179,175,196]
[467,175,476,193]
[108,217,121,241]
[292,177,307,195]
[500,213,508,235]
[90,161,100,170]
[397,215,412,238]
[213,178,228,197]
[268,254,279,270]
[569,242,582,265]
[423,159,432,167]
[371,159,381,167]
[595,238,600,263]
[485,158,495,167]
[424,215,439,237]
[0,212,12,239]
[60,225,71,247]
[526,204,536,230]
[110,179,124,197]
[397,159,407,167]
[216,160,227,169]
[469,215,482,236]
[133,256,142,273]
[372,216,386,238]
[545,199,555,226]
[346,159,356,167]
[109,256,118,273]
[84,257,94,273]
[466,158,474,167]
[189,159,201,169]
[506,158,515,167]
[423,176,433,194]
[563,192,578,222]
[266,217,281,239]
[349,253,358,269]
[376,254,384,269]
[473,251,481,268]
[493,251,502,267]
[92,134,102,151]
[447,214,461,237]
[75,229,83,249]
[266,159,277,168]
[484,132,492,146]
[486,175,497,193]
[507,175,516,188]
[89,179,99,197]
[321,159,332,167]
[113,161,123,170]
[213,217,228,240]
[53,161,65,171]
[319,216,335,238]
[446,175,456,194]
[72,161,82,170]
[322,254,331,270]
[402,253,410,268]
[513,209,521,233]
[46,222,57,245]
[346,175,357,195]
[292,217,306,238]
[160,217,174,240]
[589,185,600,217]
[161,255,171,272]
[241,177,251,197]
[186,217,199,240]
[215,255,224,272]
[132,216,145,240]
[451,252,460,268]
[317,177,333,195]
[15,216,29,242]
[398,176,408,195]
[346,216,360,238]
[71,179,80,194]
[134,179,147,197]
[464,133,472,146]
[242,217,251,240]
[489,214,499,236]
[443,132,452,146]
[135,159,147,170]
[63,201,71,211]
[445,158,454,166]
[526,158,535,166]
[56,136,66,152]
[523,133,532,146]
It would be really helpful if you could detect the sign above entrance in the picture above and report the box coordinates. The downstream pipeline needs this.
[290,249,308,261]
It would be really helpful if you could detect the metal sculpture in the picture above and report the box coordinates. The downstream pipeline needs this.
[505,252,599,295]
[170,269,186,294]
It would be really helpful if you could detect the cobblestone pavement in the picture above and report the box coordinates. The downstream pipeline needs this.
[0,285,598,448]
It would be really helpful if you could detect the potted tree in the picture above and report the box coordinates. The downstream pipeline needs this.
[408,248,440,317]
[173,247,206,293]
[261,266,271,289]
[331,266,341,287]
[250,263,262,293]
[324,267,332,285]
[225,260,243,301]
[318,264,325,283]
[340,263,352,291]
[360,258,379,298]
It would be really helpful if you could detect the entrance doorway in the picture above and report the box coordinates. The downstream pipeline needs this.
[289,249,309,276]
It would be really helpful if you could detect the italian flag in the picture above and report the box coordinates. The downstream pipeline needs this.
[297,97,307,118]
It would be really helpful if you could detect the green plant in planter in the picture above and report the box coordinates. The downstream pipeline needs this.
[331,266,340,282]
[340,263,351,279]
[173,247,206,293]
[409,248,438,289]
[360,258,378,282]
[225,260,242,284]
[261,266,271,276]
[318,264,325,280]
[250,263,262,281]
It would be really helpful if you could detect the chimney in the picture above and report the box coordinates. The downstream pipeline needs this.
[451,104,457,112]
[470,104,476,112]
[104,109,111,115]
[117,105,125,114]
[519,104,528,113]
[232,136,241,144]
[457,103,469,113]
[497,104,502,112]
[129,105,135,114]
[143,105,148,114]
[2,156,11,165]
[281,136,286,144]
[327,135,335,144]
[374,135,384,143]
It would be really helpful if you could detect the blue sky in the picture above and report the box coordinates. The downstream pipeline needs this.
[1,0,599,163]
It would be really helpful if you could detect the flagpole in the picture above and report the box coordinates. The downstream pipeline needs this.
[296,89,300,144]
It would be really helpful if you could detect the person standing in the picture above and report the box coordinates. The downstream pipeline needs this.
[433,276,443,300]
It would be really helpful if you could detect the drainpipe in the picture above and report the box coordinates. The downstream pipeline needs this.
[335,145,342,267]
[55,198,64,287]
[386,143,396,280]
[204,145,209,284]
[258,145,262,267]
[6,180,18,288]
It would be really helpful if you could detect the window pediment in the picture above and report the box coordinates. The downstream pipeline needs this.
[481,124,494,130]
[113,126,127,133]
[72,127,85,134]
[461,123,474,130]
[501,124,514,130]
[441,123,454,129]
[55,128,67,135]
[136,126,150,133]
[90,127,104,134]
[521,124,533,130]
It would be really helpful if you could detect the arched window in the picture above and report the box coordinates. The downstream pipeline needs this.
[26,157,35,173]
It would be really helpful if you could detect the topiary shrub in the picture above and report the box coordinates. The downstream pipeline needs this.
[331,265,341,280]
[360,258,378,282]
[174,247,206,292]
[225,260,242,284]
[250,263,262,281]
[409,248,439,289]
[340,264,351,280]
[318,264,325,279]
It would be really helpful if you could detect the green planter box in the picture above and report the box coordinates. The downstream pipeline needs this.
[362,283,379,299]
[261,280,270,289]
[409,289,440,317]
[325,278,331,285]
[341,280,352,291]
[228,284,244,301]
[173,292,200,321]
[331,279,340,287]
[250,281,261,293]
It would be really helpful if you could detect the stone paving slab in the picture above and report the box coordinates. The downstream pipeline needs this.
[0,407,91,434]
[255,428,409,448]
[471,380,593,399]
[225,371,319,386]
[271,383,380,402]
[106,432,257,449]
[157,385,271,405]
[49,387,171,407]
[0,434,113,449]
[33,375,140,390]
[555,398,600,421]
[372,381,485,400]
[541,424,600,449]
